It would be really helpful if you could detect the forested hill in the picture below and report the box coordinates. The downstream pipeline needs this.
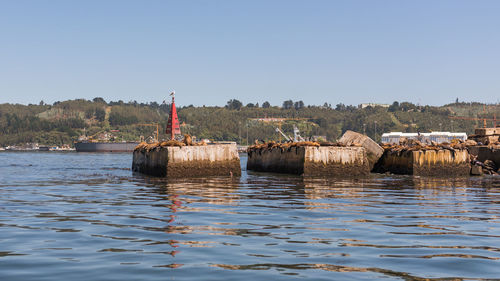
[0,98,498,147]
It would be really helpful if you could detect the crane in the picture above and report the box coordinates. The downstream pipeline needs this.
[293,125,305,142]
[137,123,160,143]
[448,113,497,128]
[275,127,291,142]
[250,117,311,142]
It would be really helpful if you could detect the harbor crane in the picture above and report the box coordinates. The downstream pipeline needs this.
[448,113,497,128]
[274,125,305,142]
[137,123,160,143]
[449,104,498,128]
[275,127,291,142]
[293,125,305,142]
[250,117,311,142]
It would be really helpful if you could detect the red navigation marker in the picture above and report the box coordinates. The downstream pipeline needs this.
[166,92,181,140]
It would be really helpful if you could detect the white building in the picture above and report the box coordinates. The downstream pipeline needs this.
[358,103,390,109]
[381,132,467,144]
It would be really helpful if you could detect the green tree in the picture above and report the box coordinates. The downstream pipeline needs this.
[93,97,106,104]
[294,101,304,110]
[95,108,106,122]
[388,101,399,112]
[283,100,293,109]
[85,108,94,119]
[226,99,243,110]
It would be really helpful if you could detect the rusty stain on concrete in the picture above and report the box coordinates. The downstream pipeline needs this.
[378,149,470,176]
[247,146,370,176]
[132,144,241,178]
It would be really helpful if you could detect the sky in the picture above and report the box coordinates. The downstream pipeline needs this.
[0,0,499,107]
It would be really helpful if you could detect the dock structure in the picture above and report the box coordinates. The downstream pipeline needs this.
[469,146,500,164]
[377,149,470,176]
[247,146,370,176]
[460,127,499,175]
[132,91,241,178]
[132,144,241,178]
[468,145,500,175]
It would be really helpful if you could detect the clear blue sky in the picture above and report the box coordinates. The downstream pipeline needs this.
[1,0,499,107]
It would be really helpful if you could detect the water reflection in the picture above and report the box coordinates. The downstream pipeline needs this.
[133,173,500,279]
[212,262,458,280]
[1,152,500,280]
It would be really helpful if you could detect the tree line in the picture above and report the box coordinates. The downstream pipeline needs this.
[0,98,498,147]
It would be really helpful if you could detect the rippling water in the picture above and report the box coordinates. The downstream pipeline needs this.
[1,152,500,280]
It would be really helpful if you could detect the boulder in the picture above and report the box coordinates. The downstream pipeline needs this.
[338,130,384,171]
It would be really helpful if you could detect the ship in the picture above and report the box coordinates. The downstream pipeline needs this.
[74,130,140,152]
[74,141,139,152]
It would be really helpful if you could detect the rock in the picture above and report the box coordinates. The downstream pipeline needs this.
[338,130,384,171]
[470,165,483,176]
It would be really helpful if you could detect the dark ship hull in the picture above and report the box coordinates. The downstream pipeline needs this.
[74,142,139,152]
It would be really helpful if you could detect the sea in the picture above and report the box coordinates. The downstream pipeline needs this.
[1,151,500,280]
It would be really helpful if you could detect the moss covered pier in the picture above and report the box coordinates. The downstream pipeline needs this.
[247,145,370,176]
[132,144,241,178]
[376,149,470,176]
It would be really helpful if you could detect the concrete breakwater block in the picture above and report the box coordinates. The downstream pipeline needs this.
[338,130,384,171]
[247,146,370,176]
[132,144,241,177]
[475,128,500,136]
[468,146,500,165]
[468,145,500,175]
[377,149,470,176]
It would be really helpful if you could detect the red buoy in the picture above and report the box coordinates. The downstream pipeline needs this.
[166,92,181,140]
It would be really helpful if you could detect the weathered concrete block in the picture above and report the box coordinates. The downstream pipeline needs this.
[468,146,500,166]
[474,135,499,145]
[132,144,241,177]
[378,149,470,176]
[338,130,383,171]
[247,146,370,176]
[475,128,500,136]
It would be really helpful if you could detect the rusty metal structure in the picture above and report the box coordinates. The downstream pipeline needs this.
[137,123,160,143]
[448,114,497,128]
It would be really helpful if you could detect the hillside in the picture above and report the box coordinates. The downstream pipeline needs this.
[0,98,498,147]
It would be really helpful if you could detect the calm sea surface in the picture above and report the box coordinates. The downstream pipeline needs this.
[1,152,500,280]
